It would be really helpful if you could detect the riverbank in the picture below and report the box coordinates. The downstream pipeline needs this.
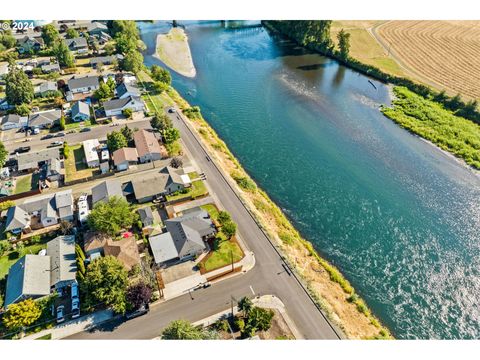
[154,28,196,78]
[165,88,392,339]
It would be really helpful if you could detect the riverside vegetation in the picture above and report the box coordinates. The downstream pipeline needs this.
[166,88,391,339]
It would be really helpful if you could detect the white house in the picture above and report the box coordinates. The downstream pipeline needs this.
[103,96,144,117]
[1,114,28,131]
[68,76,100,94]
[83,139,100,168]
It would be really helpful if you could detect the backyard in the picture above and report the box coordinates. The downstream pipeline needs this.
[14,173,40,194]
[137,70,174,114]
[64,144,97,182]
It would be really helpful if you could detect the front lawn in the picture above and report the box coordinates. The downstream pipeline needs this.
[201,204,219,221]
[64,144,96,182]
[199,234,244,273]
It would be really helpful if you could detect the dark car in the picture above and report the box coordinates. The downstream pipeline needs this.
[125,303,149,320]
[56,132,65,137]
[80,127,91,133]
[15,146,31,154]
[41,134,54,140]
[168,107,176,113]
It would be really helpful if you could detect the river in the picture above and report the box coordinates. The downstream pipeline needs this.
[138,21,480,339]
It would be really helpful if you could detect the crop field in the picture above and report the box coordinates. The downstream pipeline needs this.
[375,20,480,100]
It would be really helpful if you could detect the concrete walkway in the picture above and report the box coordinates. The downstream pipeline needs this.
[22,310,115,340]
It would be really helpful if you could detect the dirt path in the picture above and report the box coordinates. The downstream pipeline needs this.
[154,28,196,78]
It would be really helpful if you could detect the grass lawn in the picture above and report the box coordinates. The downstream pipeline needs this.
[166,175,208,201]
[138,70,174,113]
[201,204,219,221]
[14,173,39,194]
[64,144,96,182]
[0,242,48,281]
[35,333,52,340]
[200,234,244,272]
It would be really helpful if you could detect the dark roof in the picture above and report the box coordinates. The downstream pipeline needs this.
[103,96,141,111]
[91,179,124,204]
[1,114,27,126]
[28,110,62,128]
[68,76,99,91]
[71,101,90,118]
[46,235,76,286]
[64,37,88,49]
[17,147,60,171]
[138,207,154,222]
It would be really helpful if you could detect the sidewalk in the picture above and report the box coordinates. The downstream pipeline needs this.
[22,310,115,340]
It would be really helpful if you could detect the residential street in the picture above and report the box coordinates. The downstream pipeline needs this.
[2,118,152,154]
[66,109,342,340]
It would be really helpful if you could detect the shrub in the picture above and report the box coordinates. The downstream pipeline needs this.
[214,319,229,332]
[0,240,11,256]
[234,317,245,332]
[0,200,15,211]
[122,108,133,119]
[232,173,256,192]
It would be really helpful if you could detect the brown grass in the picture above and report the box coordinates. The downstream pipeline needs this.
[375,20,480,100]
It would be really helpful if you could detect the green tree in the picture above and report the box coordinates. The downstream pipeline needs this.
[94,82,114,100]
[150,112,172,132]
[126,282,152,310]
[122,108,133,119]
[163,127,180,144]
[0,200,15,212]
[2,298,42,330]
[65,28,79,39]
[106,77,116,93]
[87,196,138,236]
[62,141,71,159]
[121,50,144,74]
[115,33,138,55]
[238,296,253,316]
[104,42,116,55]
[59,115,66,130]
[150,65,172,85]
[0,32,16,49]
[0,239,12,257]
[0,141,8,168]
[53,40,75,68]
[217,210,232,226]
[222,220,237,239]
[81,256,129,314]
[120,125,133,143]
[161,320,218,340]
[111,20,140,40]
[337,29,351,59]
[106,130,128,152]
[152,81,169,94]
[247,307,274,331]
[5,58,34,105]
[41,24,60,48]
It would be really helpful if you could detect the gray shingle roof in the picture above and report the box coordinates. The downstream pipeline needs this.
[36,81,57,94]
[91,179,124,205]
[131,173,170,200]
[138,207,154,224]
[5,206,30,231]
[89,55,117,65]
[68,76,99,91]
[71,101,90,119]
[103,96,141,111]
[165,208,215,258]
[17,147,60,171]
[64,37,88,49]
[1,114,27,126]
[5,254,51,307]
[28,110,62,128]
[116,83,140,98]
[47,235,76,286]
[55,190,73,208]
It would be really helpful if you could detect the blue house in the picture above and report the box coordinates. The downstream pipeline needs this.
[71,101,90,122]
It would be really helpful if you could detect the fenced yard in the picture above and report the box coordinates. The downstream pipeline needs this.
[65,144,98,182]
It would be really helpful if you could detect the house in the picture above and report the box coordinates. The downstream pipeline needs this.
[43,158,62,182]
[35,81,58,98]
[89,55,118,68]
[112,147,138,171]
[86,22,109,36]
[4,206,31,234]
[134,129,162,163]
[103,96,145,117]
[166,166,192,189]
[71,101,90,122]
[150,208,215,265]
[64,37,89,54]
[4,255,51,306]
[138,207,154,227]
[41,63,60,73]
[131,167,187,203]
[82,139,100,168]
[68,76,100,94]
[16,148,60,172]
[91,179,124,205]
[83,231,140,271]
[116,83,141,99]
[17,35,44,53]
[1,114,28,131]
[5,190,74,233]
[4,236,77,307]
[28,109,62,129]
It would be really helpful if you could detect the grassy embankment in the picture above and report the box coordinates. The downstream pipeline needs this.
[330,21,404,77]
[382,87,480,170]
[166,87,391,339]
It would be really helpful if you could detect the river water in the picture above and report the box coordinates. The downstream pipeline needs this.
[138,21,480,339]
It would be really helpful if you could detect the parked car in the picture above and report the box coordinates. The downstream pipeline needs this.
[56,305,65,323]
[71,282,79,299]
[168,107,176,113]
[15,146,31,154]
[125,303,149,320]
[71,298,80,319]
[80,127,91,132]
[41,134,54,140]
[56,132,65,137]
[51,141,63,146]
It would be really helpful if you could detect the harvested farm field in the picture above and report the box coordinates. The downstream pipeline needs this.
[374,20,480,100]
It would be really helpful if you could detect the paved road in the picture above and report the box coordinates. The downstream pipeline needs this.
[67,109,342,340]
[3,118,151,154]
